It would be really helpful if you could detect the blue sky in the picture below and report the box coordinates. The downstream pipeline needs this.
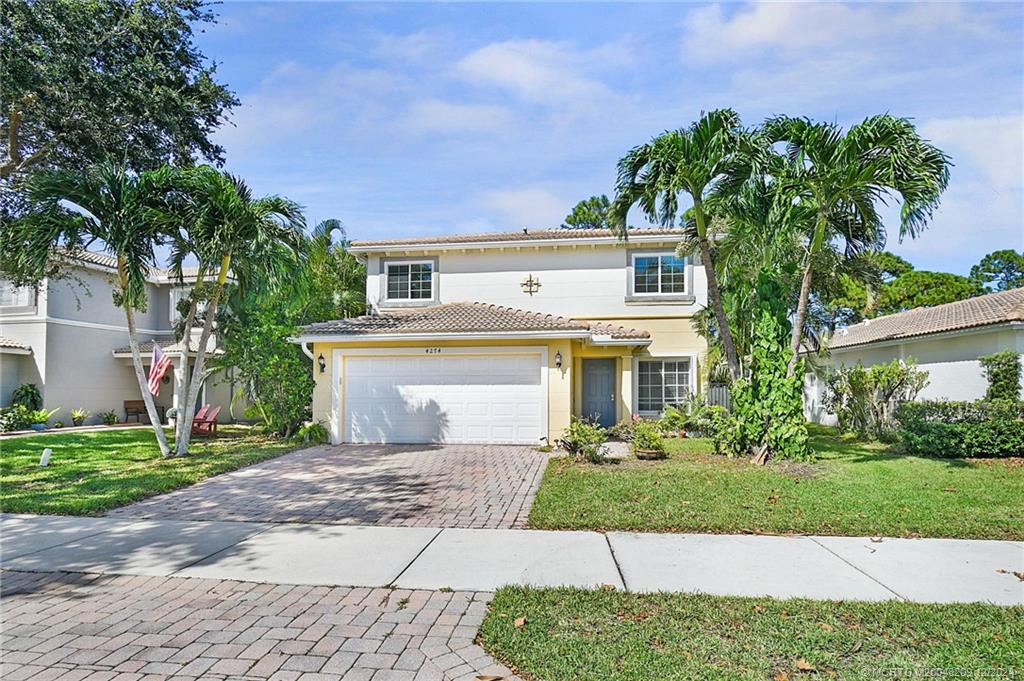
[198,1,1023,276]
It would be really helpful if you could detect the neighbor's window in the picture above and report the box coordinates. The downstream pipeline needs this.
[386,262,433,300]
[633,253,686,295]
[637,359,691,412]
[0,280,36,309]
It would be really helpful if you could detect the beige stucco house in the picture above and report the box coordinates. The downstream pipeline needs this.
[0,252,238,426]
[805,287,1024,424]
[295,228,708,445]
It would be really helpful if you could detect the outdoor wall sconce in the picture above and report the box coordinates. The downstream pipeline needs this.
[317,353,326,373]
[555,351,562,368]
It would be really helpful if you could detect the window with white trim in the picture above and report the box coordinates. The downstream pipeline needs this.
[632,252,686,295]
[637,358,691,413]
[385,261,433,300]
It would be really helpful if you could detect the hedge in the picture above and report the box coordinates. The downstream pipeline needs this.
[894,400,1024,458]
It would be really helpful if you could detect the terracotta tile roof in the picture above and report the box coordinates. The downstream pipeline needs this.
[350,228,687,249]
[831,287,1024,350]
[0,336,31,351]
[301,302,650,341]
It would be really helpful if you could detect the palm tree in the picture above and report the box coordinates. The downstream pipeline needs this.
[170,166,304,456]
[764,115,950,375]
[611,109,756,381]
[9,164,179,455]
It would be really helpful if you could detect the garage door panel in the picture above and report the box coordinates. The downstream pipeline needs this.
[343,352,544,444]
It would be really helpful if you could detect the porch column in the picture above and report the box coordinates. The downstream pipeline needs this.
[619,352,634,419]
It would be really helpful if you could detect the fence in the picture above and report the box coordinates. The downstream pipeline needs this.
[707,383,732,410]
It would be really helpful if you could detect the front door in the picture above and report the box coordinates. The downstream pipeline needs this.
[582,358,616,427]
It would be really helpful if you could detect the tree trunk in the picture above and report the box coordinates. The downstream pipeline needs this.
[119,262,171,457]
[174,296,198,450]
[693,200,741,381]
[175,254,230,456]
[787,261,815,376]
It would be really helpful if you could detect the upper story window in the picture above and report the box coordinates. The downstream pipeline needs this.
[0,280,37,310]
[633,252,687,295]
[386,261,433,300]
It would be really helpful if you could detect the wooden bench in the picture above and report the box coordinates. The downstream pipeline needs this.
[124,400,166,424]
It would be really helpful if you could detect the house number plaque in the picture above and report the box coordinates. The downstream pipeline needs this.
[424,347,442,354]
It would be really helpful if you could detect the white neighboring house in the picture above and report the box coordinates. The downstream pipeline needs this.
[805,287,1024,424]
[0,251,239,426]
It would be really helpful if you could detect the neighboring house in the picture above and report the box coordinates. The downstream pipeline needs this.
[0,252,238,426]
[805,287,1024,424]
[294,228,708,445]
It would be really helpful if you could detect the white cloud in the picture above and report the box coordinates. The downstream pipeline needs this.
[920,115,1024,190]
[401,99,514,135]
[683,2,980,63]
[482,187,570,228]
[456,39,623,109]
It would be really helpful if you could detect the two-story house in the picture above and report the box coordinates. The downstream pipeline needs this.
[1,251,237,426]
[295,228,707,445]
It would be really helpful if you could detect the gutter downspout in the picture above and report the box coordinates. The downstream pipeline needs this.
[300,342,315,361]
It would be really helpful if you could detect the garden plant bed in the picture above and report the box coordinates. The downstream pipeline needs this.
[528,426,1024,539]
[0,425,301,515]
[479,586,1024,681]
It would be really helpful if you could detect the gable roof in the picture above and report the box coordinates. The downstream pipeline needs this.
[297,302,650,344]
[830,287,1024,350]
[348,228,686,251]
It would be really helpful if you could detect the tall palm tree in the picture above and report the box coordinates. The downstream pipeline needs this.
[10,164,179,455]
[611,109,756,381]
[170,166,304,456]
[764,115,951,375]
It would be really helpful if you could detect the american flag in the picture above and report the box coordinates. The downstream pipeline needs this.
[148,344,173,396]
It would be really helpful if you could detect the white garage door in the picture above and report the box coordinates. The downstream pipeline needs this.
[343,352,545,444]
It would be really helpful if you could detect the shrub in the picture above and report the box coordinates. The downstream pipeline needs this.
[630,419,667,459]
[607,419,635,441]
[823,359,929,438]
[101,410,119,426]
[11,383,42,410]
[0,404,33,432]
[558,417,608,463]
[294,421,329,445]
[894,400,1024,458]
[980,350,1022,402]
[685,405,731,439]
[54,421,64,428]
[659,405,688,433]
[28,407,59,425]
[70,408,90,426]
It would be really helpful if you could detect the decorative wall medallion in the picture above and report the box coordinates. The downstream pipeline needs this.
[521,274,541,295]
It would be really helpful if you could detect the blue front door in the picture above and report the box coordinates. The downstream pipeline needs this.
[582,358,616,427]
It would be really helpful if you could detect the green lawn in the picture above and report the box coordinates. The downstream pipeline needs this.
[528,427,1024,539]
[0,426,300,515]
[480,587,1024,681]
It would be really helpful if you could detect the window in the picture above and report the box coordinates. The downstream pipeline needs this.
[637,359,691,412]
[386,262,433,300]
[0,280,36,309]
[632,253,687,295]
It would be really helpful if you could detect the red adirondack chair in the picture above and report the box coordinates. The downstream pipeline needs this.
[191,405,221,437]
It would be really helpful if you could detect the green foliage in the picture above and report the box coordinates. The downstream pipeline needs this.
[873,270,984,316]
[557,417,608,463]
[659,405,689,432]
[970,249,1024,292]
[293,421,330,446]
[719,272,810,461]
[53,421,64,428]
[823,359,929,437]
[685,406,731,446]
[607,419,635,442]
[630,419,666,458]
[101,410,118,426]
[0,405,33,432]
[27,407,59,424]
[561,195,613,230]
[0,0,237,181]
[979,350,1022,402]
[11,383,42,410]
[70,408,90,425]
[895,400,1024,458]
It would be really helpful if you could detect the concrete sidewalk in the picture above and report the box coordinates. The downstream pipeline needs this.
[2,514,1021,605]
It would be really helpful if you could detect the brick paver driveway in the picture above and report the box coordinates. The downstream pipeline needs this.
[0,570,520,680]
[108,444,549,529]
